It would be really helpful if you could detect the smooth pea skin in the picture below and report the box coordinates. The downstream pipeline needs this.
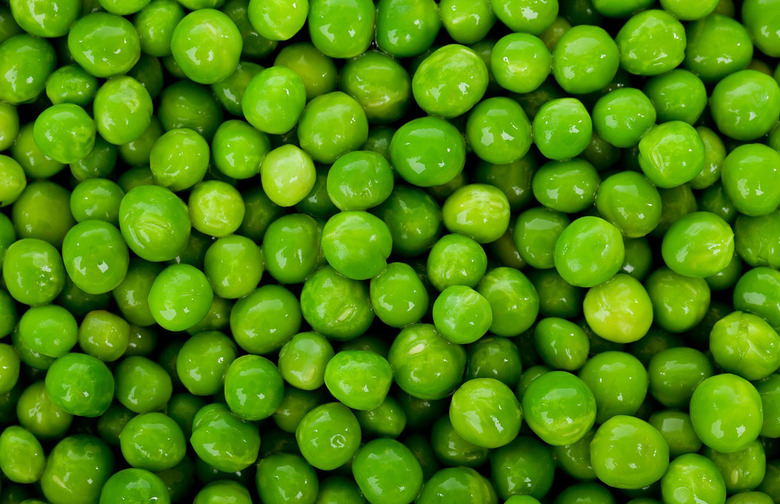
[2,238,65,306]
[491,33,550,94]
[690,374,763,453]
[646,267,711,333]
[191,403,260,473]
[375,0,440,58]
[661,454,726,504]
[491,0,558,34]
[592,88,656,148]
[278,332,333,390]
[0,425,45,483]
[204,235,264,299]
[440,0,495,44]
[40,435,114,504]
[649,410,702,457]
[616,10,686,76]
[467,97,532,165]
[261,144,316,207]
[340,50,412,124]
[0,155,24,207]
[62,221,129,295]
[734,267,780,331]
[590,415,670,489]
[243,66,306,135]
[45,353,114,417]
[119,185,191,262]
[10,0,80,37]
[533,98,592,161]
[224,355,284,421]
[552,25,619,94]
[532,159,600,214]
[296,402,361,470]
[171,9,242,85]
[522,371,595,446]
[583,274,653,343]
[661,212,735,278]
[324,350,392,410]
[230,284,302,353]
[327,150,394,210]
[390,116,466,187]
[413,44,489,118]
[638,121,706,188]
[297,91,368,164]
[33,104,95,164]
[649,347,713,408]
[554,217,625,288]
[433,285,492,344]
[94,77,154,146]
[300,266,374,341]
[369,263,429,328]
[189,181,245,237]
[150,128,210,192]
[534,318,589,370]
[148,264,213,332]
[580,351,648,423]
[120,412,186,471]
[0,34,56,105]
[388,324,467,400]
[211,120,269,180]
[352,439,423,504]
[417,467,495,504]
[710,70,780,141]
[644,70,708,125]
[721,144,780,217]
[307,0,374,58]
[477,267,539,337]
[710,311,780,381]
[491,436,555,500]
[68,13,141,78]
[256,453,318,504]
[321,211,392,280]
[449,378,522,449]
[99,469,170,504]
[442,184,511,243]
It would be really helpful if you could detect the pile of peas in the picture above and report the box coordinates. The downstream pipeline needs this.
[0,0,779,503]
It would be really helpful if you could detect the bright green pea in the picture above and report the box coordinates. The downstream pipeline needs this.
[532,159,600,214]
[648,346,713,408]
[552,25,619,94]
[643,70,707,125]
[449,378,522,449]
[375,185,441,256]
[2,238,65,306]
[340,51,411,124]
[176,331,236,396]
[149,128,209,191]
[0,34,56,105]
[116,356,172,414]
[490,436,555,500]
[596,172,661,238]
[277,332,333,391]
[432,285,491,345]
[491,34,550,94]
[441,184,510,244]
[274,42,337,100]
[171,9,241,84]
[224,354,284,421]
[477,267,539,336]
[390,116,465,188]
[0,102,19,152]
[298,91,369,163]
[616,10,686,76]
[62,221,129,295]
[41,435,114,504]
[711,69,780,141]
[591,415,669,489]
[326,151,394,211]
[188,181,245,238]
[247,0,307,41]
[710,311,780,381]
[413,44,488,118]
[230,284,302,353]
[583,273,653,344]
[704,440,765,493]
[514,207,569,269]
[661,454,726,504]
[0,156,25,208]
[211,120,269,180]
[69,179,124,224]
[533,318,589,371]
[661,211,734,278]
[307,0,373,58]
[352,439,423,504]
[45,65,98,107]
[662,0,719,19]
[242,66,306,135]
[649,410,702,457]
[321,211,392,280]
[579,351,648,423]
[99,468,169,504]
[260,144,317,208]
[638,121,706,188]
[491,0,557,34]
[120,412,186,471]
[377,0,440,58]
[300,266,374,341]
[685,14,752,82]
[78,310,130,362]
[94,77,154,146]
[158,81,224,140]
[722,143,780,217]
[742,0,780,57]
[646,267,711,333]
[592,88,655,148]
[16,381,72,440]
[466,97,532,166]
[17,305,77,359]
[68,13,140,78]
[133,0,184,57]
[553,216,624,288]
[324,350,392,410]
[533,98,592,161]
[191,403,260,473]
[148,264,213,332]
[295,402,361,470]
[369,262,429,328]
[10,123,63,180]
[10,0,80,37]
[203,236,262,299]
[45,353,114,417]
[440,0,495,44]
[522,371,595,446]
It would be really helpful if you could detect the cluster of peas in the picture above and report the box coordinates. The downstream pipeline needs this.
[0,0,779,502]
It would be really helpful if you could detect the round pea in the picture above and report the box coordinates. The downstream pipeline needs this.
[616,10,686,76]
[296,402,361,470]
[352,439,423,504]
[68,13,141,78]
[308,0,374,58]
[661,212,735,278]
[638,121,706,188]
[324,350,392,410]
[2,238,65,306]
[554,216,625,288]
[297,91,368,164]
[552,25,619,94]
[45,353,114,417]
[230,284,302,353]
[390,116,466,188]
[120,412,186,471]
[171,9,242,85]
[242,66,306,135]
[710,70,780,141]
[522,371,595,446]
[375,0,440,58]
[491,33,551,94]
[0,35,56,105]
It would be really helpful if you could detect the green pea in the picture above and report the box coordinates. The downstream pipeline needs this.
[99,468,170,504]
[211,120,269,180]
[298,91,369,163]
[616,10,686,76]
[648,347,713,408]
[326,151,394,211]
[94,77,154,146]
[440,0,495,44]
[722,144,780,217]
[111,259,162,327]
[449,378,522,449]
[128,53,164,100]
[661,454,726,504]
[243,66,306,135]
[70,178,124,224]
[248,0,308,41]
[120,412,186,471]
[12,181,74,246]
[45,352,114,417]
[390,116,466,188]
[16,380,72,440]
[324,350,392,410]
[307,0,373,58]
[491,34,550,94]
[580,351,648,424]
[0,35,56,105]
[340,51,411,124]
[477,267,539,337]
[533,317,589,371]
[276,332,332,391]
[644,70,708,125]
[11,123,63,179]
[41,435,114,504]
[521,371,595,446]
[116,118,160,168]
[68,13,141,78]
[45,65,98,107]
[583,273,653,344]
[555,483,615,504]
[466,97,532,166]
[202,236,262,300]
[259,144,317,208]
[0,343,20,394]
[62,221,129,295]
[148,264,212,331]
[0,156,25,209]
[352,439,423,504]
[735,211,780,269]
[97,403,135,447]
[194,479,252,504]
[685,14,752,83]
[189,181,245,238]
[210,60,259,115]
[230,284,302,353]
[294,402,361,470]
[552,25,619,94]
[553,216,624,288]
[0,102,19,152]
[533,98,592,161]
[10,0,79,37]
[272,386,324,433]
[711,70,780,141]
[115,356,172,413]
[317,476,367,504]
[150,128,210,191]
[534,159,600,213]
[375,185,441,256]
[171,9,241,84]
[711,311,780,381]
[56,277,111,319]
[441,184,510,244]
[191,403,260,473]
[591,0,652,16]
[596,171,662,238]
[133,0,184,57]
[222,354,283,422]
[223,0,277,58]
[78,310,130,362]
[430,415,488,467]
[321,211,392,280]
[491,0,558,34]
[592,88,656,148]
[514,208,569,269]
[296,166,339,220]
[661,211,734,278]
[490,436,555,500]
[742,0,780,57]
[734,267,780,331]
[413,44,488,118]
[648,410,702,457]
[464,336,522,388]
[274,42,337,100]
[2,238,65,306]
[158,80,224,140]
[475,155,535,213]
[431,286,490,345]
[552,430,596,481]
[366,263,427,328]
[638,121,706,188]
[591,415,669,489]
[646,267,711,333]
[300,266,374,341]
[704,439,765,493]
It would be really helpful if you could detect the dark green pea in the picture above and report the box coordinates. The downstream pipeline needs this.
[491,436,555,500]
[316,476,367,504]
[230,285,301,354]
[191,403,260,473]
[112,259,163,327]
[273,387,324,434]
[734,267,780,331]
[115,356,172,413]
[734,211,780,269]
[158,80,224,140]
[0,344,19,395]
[120,412,186,471]
[0,34,56,105]
[12,181,74,246]
[127,53,164,100]
[239,187,283,241]
[69,138,119,184]
[165,393,206,438]
[308,0,374,58]
[375,185,442,257]
[648,347,713,408]
[653,184,698,237]
[529,269,583,319]
[11,122,64,180]
[534,317,589,371]
[40,435,114,504]
[176,331,236,396]
[532,159,600,213]
[357,396,406,438]
[554,483,615,504]
[704,439,765,493]
[552,429,596,481]
[430,415,489,467]
[388,324,467,401]
[210,62,261,117]
[648,410,702,457]
[352,439,423,504]
[646,267,711,333]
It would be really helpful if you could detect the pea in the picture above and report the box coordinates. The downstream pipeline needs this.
[648,347,713,408]
[661,454,726,504]
[11,123,64,180]
[710,311,780,381]
[308,0,374,58]
[644,70,708,125]
[491,436,555,500]
[551,430,596,481]
[120,412,186,471]
[722,143,780,217]
[638,121,706,188]
[590,415,669,489]
[413,44,488,118]
[440,0,495,44]
[0,102,19,152]
[158,80,224,140]
[194,480,252,504]
[170,9,241,85]
[274,42,338,100]
[69,13,141,78]
[592,88,656,148]
[711,70,780,141]
[230,284,301,353]
[352,439,423,504]
[3,238,65,306]
[376,0,440,58]
[533,318,588,370]
[298,91,369,164]
[390,117,466,188]
[191,403,260,473]
[12,181,74,246]
[300,266,373,341]
[522,371,595,446]
[648,410,702,457]
[616,10,686,76]
[735,211,780,269]
[99,469,170,504]
[591,0,652,17]
[243,66,306,135]
[552,25,619,94]
[0,35,56,105]
[553,216,624,288]
[491,0,558,34]
[533,98,592,161]
[742,0,780,57]
[45,352,114,417]
[40,435,114,504]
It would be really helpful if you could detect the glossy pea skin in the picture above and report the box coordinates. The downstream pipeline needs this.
[171,9,242,85]
[133,0,184,57]
[389,324,467,401]
[296,402,361,470]
[554,216,625,288]
[433,285,492,345]
[99,468,170,504]
[375,0,440,58]
[3,238,65,306]
[243,66,306,135]
[532,159,600,214]
[466,336,523,387]
[327,150,394,211]
[638,121,705,188]
[734,211,780,269]
[491,0,558,34]
[685,14,753,82]
[596,171,661,238]
[33,104,95,164]
[742,0,780,57]
[440,0,495,44]
[491,436,555,500]
[533,98,592,161]
[40,435,114,504]
[413,44,489,118]
[78,310,130,362]
[324,350,392,410]
[69,178,124,224]
[204,235,263,299]
[390,117,466,188]
[711,70,780,141]
[62,221,129,295]
[11,123,64,180]
[646,267,711,333]
[150,128,210,192]
[710,311,780,381]
[477,267,539,337]
[115,356,172,413]
[704,439,765,493]
[583,273,653,344]
[579,351,648,423]
[224,354,284,421]
[230,284,302,353]
[94,77,154,147]
[261,144,316,208]
[10,0,80,37]
[176,331,236,397]
[371,264,428,329]
[590,415,669,490]
[211,60,261,116]
[0,343,19,395]
[158,80,224,140]
[321,211,392,280]
[661,212,735,278]
[644,70,708,125]
[467,97,532,166]
[722,144,780,217]
[191,404,260,473]
[274,42,337,100]
[0,156,23,209]
[442,184,511,244]
[522,371,595,446]
[298,91,368,164]
[733,267,780,331]
[352,439,423,504]
[514,207,569,269]
[533,317,589,370]
[211,120,269,180]
[690,374,763,453]
[278,332,333,391]
[592,88,656,148]
[300,266,374,341]
[0,34,56,105]
[256,453,319,504]
[661,454,726,504]
[491,33,550,94]
[616,10,686,76]
[648,347,713,408]
[17,305,77,359]
[430,415,489,467]
[551,429,596,481]
[120,412,186,471]
[189,181,245,238]
[68,13,141,78]
[247,0,307,41]
[45,353,114,417]
[552,25,619,94]
[449,378,522,449]
[648,410,702,457]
